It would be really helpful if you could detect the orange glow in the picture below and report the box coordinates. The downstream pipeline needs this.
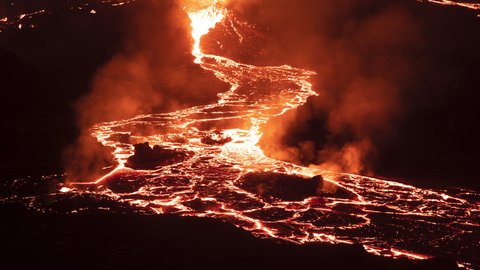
[184,0,228,12]
[187,1,226,57]
[63,1,480,268]
[423,0,480,10]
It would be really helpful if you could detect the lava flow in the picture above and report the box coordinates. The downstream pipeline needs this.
[55,1,480,269]
[424,0,480,13]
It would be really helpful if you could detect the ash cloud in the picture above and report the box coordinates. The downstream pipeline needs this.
[65,0,227,182]
[209,0,423,175]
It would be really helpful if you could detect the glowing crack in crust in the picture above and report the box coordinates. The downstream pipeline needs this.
[63,2,479,269]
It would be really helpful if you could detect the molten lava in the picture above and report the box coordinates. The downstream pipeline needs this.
[188,1,226,57]
[425,0,480,12]
[59,2,480,269]
[4,0,477,269]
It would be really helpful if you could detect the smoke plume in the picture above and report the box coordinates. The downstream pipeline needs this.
[204,0,422,175]
[64,0,227,182]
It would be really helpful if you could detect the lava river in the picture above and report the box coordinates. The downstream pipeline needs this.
[10,1,478,269]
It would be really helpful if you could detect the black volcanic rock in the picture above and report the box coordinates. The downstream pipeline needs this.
[239,172,356,201]
[126,142,192,169]
[0,203,460,270]
[239,172,321,201]
[104,172,147,194]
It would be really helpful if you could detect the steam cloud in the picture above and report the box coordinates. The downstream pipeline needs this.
[205,0,422,175]
[64,0,227,182]
[65,0,434,180]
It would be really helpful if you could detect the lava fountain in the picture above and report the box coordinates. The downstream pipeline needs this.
[188,1,226,57]
[57,1,480,269]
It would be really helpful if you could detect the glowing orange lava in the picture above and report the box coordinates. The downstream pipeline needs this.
[423,0,480,11]
[188,2,226,57]
[59,1,479,269]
